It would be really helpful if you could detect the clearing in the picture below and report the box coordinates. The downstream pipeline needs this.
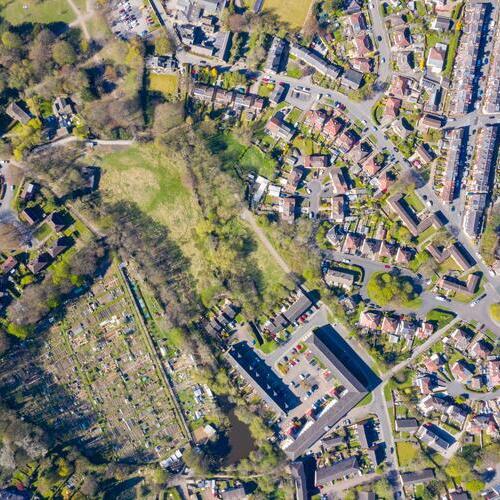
[262,0,313,29]
[0,0,77,25]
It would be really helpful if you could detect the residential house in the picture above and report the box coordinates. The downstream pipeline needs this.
[289,44,341,80]
[337,129,359,153]
[52,96,75,117]
[400,469,435,486]
[325,269,355,290]
[265,113,296,142]
[315,457,361,485]
[418,113,444,132]
[426,43,447,74]
[28,252,52,274]
[451,328,472,352]
[305,109,328,132]
[304,155,329,169]
[416,374,434,395]
[393,27,411,49]
[343,232,362,253]
[362,155,381,177]
[49,236,73,259]
[280,197,296,224]
[423,353,445,373]
[351,58,372,73]
[451,360,474,382]
[285,167,303,193]
[415,321,434,340]
[265,37,288,73]
[467,414,498,437]
[395,246,413,265]
[381,315,399,334]
[416,424,455,455]
[0,256,18,275]
[20,182,38,202]
[438,274,480,296]
[446,405,468,428]
[21,205,44,226]
[469,340,493,360]
[433,16,451,31]
[419,394,448,416]
[341,69,364,90]
[383,97,402,123]
[355,34,373,57]
[487,359,500,386]
[395,418,419,433]
[349,12,367,33]
[47,211,68,232]
[389,75,411,98]
[6,101,31,125]
[359,310,381,330]
[323,117,344,140]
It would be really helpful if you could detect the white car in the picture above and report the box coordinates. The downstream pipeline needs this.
[342,258,351,264]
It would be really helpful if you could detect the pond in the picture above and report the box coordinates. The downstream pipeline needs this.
[222,403,256,466]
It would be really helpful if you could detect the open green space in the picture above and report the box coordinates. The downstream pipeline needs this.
[0,0,77,25]
[262,0,313,28]
[490,303,500,323]
[396,441,419,467]
[426,308,456,330]
[405,190,425,212]
[208,133,277,179]
[97,143,288,306]
[149,74,179,96]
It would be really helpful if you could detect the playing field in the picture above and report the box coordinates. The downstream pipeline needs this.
[262,0,313,28]
[0,0,78,25]
[97,144,288,302]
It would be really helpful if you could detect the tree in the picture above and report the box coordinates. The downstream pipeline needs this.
[154,35,172,55]
[52,41,77,66]
[1,32,22,50]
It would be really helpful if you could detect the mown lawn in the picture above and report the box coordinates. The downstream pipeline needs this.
[426,308,456,330]
[396,441,420,467]
[0,0,76,25]
[149,74,179,96]
[262,0,313,28]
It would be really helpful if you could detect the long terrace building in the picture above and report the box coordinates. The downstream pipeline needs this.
[388,193,443,237]
[463,125,499,239]
[449,3,488,116]
[440,128,467,203]
[289,44,341,81]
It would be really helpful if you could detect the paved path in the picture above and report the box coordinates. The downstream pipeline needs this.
[32,136,134,154]
[384,317,461,380]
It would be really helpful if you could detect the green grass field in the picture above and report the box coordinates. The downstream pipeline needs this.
[262,0,313,28]
[97,144,288,302]
[149,74,179,96]
[208,133,277,179]
[0,0,77,25]
[396,441,420,467]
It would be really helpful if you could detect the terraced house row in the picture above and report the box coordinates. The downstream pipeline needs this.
[448,3,489,116]
[463,125,499,239]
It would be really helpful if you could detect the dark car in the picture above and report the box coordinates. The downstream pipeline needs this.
[377,35,382,42]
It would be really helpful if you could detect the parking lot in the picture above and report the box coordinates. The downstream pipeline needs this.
[276,331,345,425]
[108,0,155,39]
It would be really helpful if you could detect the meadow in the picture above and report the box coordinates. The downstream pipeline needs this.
[262,0,313,28]
[97,144,289,307]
